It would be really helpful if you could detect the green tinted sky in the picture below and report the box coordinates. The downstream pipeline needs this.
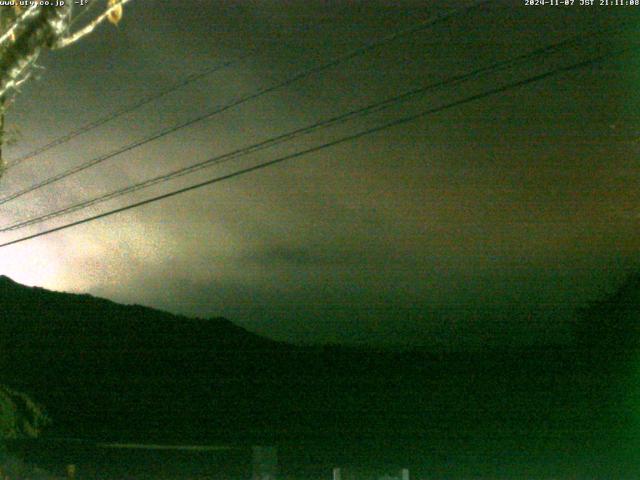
[0,0,638,348]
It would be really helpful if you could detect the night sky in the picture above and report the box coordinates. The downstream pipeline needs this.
[0,0,638,348]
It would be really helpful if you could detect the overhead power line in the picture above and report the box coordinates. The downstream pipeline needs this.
[5,55,248,170]
[0,0,489,205]
[0,26,620,234]
[0,47,626,250]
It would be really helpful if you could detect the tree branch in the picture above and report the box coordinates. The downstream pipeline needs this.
[54,0,132,49]
[0,5,72,100]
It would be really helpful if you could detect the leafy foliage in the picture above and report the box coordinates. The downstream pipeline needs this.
[0,1,128,179]
[0,384,50,440]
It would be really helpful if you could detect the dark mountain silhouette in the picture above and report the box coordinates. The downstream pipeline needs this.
[1,274,639,477]
[573,272,640,361]
[0,274,291,441]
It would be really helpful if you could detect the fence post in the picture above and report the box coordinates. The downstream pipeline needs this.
[66,464,76,480]
[401,468,409,480]
[252,445,278,480]
[332,467,341,480]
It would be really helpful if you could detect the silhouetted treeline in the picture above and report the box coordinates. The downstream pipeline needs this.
[572,272,640,363]
[1,274,639,476]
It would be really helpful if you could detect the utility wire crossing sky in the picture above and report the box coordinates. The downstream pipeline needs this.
[0,0,637,347]
[0,19,633,235]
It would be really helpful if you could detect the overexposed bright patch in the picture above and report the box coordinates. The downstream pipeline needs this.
[0,239,65,289]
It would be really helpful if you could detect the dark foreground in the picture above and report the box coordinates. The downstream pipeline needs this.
[2,275,640,478]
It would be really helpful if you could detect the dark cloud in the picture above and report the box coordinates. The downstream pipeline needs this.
[243,245,362,267]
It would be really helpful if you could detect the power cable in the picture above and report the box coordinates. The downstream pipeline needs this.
[0,26,619,233]
[5,55,249,170]
[0,0,490,204]
[0,47,625,249]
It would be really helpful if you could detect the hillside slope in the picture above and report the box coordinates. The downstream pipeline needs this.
[0,274,639,476]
